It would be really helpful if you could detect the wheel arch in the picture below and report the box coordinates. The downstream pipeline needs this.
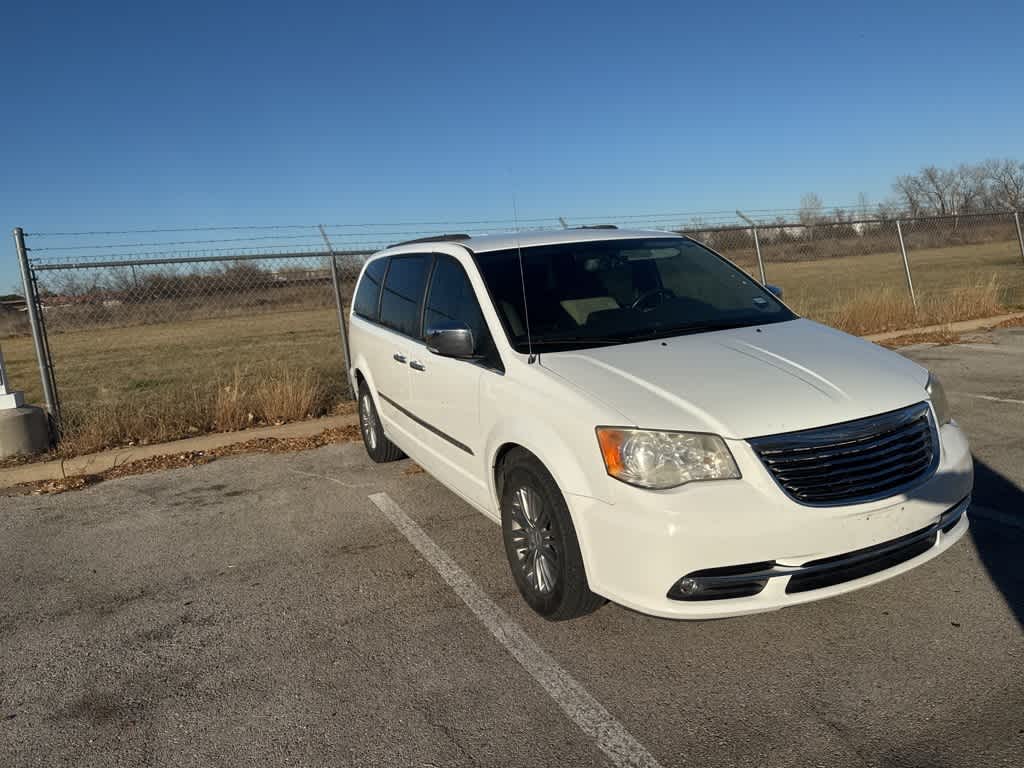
[490,437,607,618]
[485,423,607,585]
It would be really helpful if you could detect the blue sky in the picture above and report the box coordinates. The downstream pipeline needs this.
[1,0,1021,289]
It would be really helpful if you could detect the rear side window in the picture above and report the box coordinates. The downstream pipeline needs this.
[353,258,387,320]
[379,254,431,337]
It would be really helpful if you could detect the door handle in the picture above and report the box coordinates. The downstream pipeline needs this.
[409,360,426,371]
[393,353,407,363]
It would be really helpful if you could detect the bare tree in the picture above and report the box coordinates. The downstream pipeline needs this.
[797,193,825,242]
[893,174,924,216]
[856,192,871,219]
[799,193,824,225]
[981,158,1024,210]
[893,164,987,220]
[876,199,902,221]
[920,166,959,215]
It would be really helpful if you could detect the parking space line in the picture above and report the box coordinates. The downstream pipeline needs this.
[367,492,664,768]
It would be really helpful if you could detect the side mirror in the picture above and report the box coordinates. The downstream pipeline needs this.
[425,321,476,358]
[766,284,784,300]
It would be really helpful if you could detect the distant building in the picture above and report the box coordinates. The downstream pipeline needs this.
[0,296,28,314]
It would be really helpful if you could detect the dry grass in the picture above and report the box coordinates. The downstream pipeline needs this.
[213,367,252,432]
[826,290,921,336]
[1,311,29,338]
[53,364,334,456]
[927,276,1006,325]
[769,238,1024,323]
[252,367,326,425]
[993,314,1024,329]
[877,329,964,349]
[823,277,1006,336]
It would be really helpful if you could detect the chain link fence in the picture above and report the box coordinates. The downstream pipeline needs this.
[6,211,1024,452]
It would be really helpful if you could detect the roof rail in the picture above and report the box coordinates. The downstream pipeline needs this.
[388,233,472,248]
[572,224,618,230]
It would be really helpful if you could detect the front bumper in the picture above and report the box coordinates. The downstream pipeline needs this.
[568,421,974,620]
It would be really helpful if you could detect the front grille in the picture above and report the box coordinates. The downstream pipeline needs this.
[749,402,938,506]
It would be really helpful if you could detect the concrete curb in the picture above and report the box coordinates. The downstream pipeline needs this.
[863,312,1024,342]
[0,414,359,489]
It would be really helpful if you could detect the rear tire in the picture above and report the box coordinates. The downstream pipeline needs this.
[358,383,405,463]
[499,449,604,621]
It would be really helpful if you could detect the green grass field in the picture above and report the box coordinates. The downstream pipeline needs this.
[2,239,1022,454]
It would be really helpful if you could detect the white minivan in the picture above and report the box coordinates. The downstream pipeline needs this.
[348,228,972,621]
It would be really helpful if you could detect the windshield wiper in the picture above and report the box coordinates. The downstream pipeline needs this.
[527,336,634,347]
[523,321,754,349]
[626,320,751,339]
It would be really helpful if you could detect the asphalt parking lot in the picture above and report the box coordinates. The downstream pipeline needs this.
[2,329,1023,768]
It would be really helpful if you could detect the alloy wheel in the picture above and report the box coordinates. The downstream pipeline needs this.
[360,393,378,450]
[508,485,559,594]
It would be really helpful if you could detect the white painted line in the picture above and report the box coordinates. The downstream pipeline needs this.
[368,491,663,768]
[954,392,1024,406]
[970,504,1024,532]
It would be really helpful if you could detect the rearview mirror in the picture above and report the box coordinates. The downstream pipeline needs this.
[766,284,784,300]
[425,321,476,358]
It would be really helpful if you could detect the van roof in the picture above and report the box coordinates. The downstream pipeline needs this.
[384,227,683,254]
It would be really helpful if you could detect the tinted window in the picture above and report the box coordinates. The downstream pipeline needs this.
[475,238,795,353]
[379,254,431,337]
[424,256,489,346]
[353,258,387,320]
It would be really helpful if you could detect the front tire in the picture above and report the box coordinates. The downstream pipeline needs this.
[499,449,604,621]
[358,383,405,463]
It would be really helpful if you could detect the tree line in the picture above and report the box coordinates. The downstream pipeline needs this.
[798,158,1024,224]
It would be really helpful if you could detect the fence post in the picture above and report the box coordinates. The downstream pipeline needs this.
[735,210,766,284]
[1014,211,1024,266]
[895,220,917,310]
[751,227,766,285]
[318,225,354,399]
[12,228,60,426]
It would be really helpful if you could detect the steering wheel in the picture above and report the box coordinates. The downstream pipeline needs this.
[631,288,675,311]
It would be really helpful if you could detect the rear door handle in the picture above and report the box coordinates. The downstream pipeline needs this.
[409,360,426,371]
[393,353,407,363]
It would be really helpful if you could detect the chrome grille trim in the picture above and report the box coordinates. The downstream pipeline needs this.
[748,402,939,506]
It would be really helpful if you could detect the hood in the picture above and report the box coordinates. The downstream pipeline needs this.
[539,319,929,439]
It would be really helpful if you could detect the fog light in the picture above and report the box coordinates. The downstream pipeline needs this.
[677,577,699,595]
[667,561,774,601]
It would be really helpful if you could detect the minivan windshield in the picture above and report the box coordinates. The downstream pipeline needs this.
[474,237,796,353]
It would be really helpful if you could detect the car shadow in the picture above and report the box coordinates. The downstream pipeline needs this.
[969,457,1024,627]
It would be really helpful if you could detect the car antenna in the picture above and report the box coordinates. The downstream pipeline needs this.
[514,199,536,364]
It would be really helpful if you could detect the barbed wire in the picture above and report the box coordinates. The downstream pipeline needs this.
[28,246,376,267]
[26,202,902,239]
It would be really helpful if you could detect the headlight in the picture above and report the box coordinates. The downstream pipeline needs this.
[595,427,740,489]
[926,372,952,425]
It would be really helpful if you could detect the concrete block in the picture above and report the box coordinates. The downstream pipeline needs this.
[0,405,49,459]
[0,391,25,409]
